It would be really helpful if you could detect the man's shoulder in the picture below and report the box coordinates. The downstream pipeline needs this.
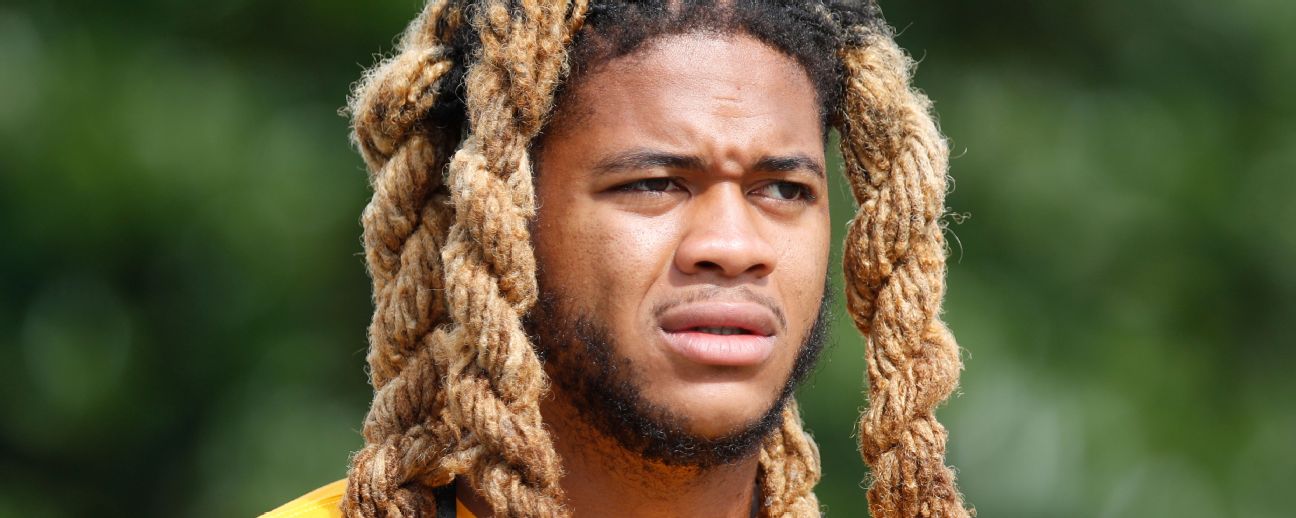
[261,479,347,518]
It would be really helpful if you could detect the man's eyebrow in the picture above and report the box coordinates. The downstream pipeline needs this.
[591,149,706,175]
[590,149,825,178]
[753,154,825,178]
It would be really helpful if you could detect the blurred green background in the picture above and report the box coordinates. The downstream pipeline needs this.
[2,1,1293,516]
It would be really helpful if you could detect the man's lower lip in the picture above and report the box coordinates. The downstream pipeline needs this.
[659,330,776,366]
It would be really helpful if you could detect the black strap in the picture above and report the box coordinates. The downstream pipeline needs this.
[432,483,457,518]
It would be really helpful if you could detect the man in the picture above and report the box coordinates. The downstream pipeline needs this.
[265,1,967,517]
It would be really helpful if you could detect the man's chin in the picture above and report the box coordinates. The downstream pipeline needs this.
[581,381,791,469]
[644,389,786,440]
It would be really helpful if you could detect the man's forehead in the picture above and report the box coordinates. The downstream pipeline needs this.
[545,33,823,159]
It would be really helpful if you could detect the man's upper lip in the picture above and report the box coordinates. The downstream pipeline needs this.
[658,302,778,337]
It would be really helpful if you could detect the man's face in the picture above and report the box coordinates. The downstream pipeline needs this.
[531,32,830,462]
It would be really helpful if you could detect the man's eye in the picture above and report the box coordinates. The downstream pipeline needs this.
[756,181,813,201]
[618,178,679,193]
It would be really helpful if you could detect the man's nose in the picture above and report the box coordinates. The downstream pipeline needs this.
[673,185,777,279]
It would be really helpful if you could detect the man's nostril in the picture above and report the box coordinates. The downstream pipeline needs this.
[696,260,722,270]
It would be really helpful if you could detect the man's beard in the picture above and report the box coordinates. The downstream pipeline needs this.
[525,281,831,470]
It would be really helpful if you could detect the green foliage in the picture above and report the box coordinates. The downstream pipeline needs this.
[1,1,1292,516]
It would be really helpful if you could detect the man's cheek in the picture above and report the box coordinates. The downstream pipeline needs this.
[584,219,655,288]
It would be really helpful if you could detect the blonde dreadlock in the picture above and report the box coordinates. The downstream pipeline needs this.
[343,1,968,517]
[346,1,585,515]
[836,27,972,518]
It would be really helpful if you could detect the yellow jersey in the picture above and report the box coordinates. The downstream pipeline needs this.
[261,479,475,518]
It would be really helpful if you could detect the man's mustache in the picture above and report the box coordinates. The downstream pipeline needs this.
[650,285,788,333]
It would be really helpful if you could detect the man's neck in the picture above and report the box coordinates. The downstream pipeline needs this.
[458,391,761,518]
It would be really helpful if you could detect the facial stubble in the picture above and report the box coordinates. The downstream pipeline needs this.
[526,280,831,470]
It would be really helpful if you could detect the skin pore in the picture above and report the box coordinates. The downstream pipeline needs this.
[459,32,830,517]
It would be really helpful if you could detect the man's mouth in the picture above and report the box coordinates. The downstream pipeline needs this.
[686,326,755,336]
[657,302,780,366]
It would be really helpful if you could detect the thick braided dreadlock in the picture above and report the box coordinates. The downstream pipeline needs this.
[344,1,969,516]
